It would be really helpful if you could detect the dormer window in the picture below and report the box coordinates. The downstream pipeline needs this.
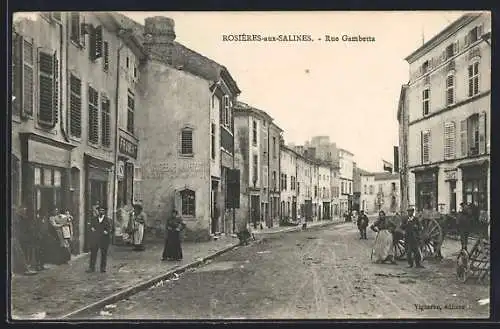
[422,60,429,73]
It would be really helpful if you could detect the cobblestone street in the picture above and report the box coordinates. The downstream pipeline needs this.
[81,223,489,319]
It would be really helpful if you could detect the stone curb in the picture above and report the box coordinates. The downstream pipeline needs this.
[59,242,240,319]
[254,220,343,236]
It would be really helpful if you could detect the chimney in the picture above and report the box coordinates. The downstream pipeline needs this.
[144,16,176,64]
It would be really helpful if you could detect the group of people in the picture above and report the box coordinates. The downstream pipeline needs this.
[12,205,75,276]
[85,205,188,274]
[362,208,426,268]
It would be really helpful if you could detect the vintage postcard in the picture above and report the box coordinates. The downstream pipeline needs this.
[10,11,491,320]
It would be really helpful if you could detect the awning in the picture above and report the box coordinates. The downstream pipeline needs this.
[457,159,489,169]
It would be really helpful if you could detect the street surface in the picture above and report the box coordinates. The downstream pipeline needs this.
[86,222,489,319]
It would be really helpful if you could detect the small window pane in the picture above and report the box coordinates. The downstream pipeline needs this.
[34,167,41,185]
[43,168,52,186]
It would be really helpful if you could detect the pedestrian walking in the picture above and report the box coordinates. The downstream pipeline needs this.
[357,210,369,239]
[370,210,397,264]
[401,207,424,268]
[132,204,147,251]
[162,209,186,261]
[86,207,112,273]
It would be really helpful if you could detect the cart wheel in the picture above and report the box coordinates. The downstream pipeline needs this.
[456,249,469,283]
[421,218,443,260]
[394,239,406,260]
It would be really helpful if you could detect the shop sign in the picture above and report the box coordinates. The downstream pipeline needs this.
[445,169,457,181]
[119,137,138,159]
[117,161,125,180]
[28,139,69,168]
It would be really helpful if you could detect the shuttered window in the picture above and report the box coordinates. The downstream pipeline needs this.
[90,25,103,61]
[12,32,22,117]
[421,130,431,164]
[478,112,487,155]
[180,128,193,155]
[211,123,216,160]
[468,61,480,97]
[460,119,468,157]
[70,74,82,137]
[103,41,109,72]
[422,88,430,116]
[101,96,111,147]
[88,86,99,144]
[38,50,57,127]
[23,37,35,117]
[70,12,81,44]
[443,122,456,160]
[446,74,455,105]
[127,89,134,134]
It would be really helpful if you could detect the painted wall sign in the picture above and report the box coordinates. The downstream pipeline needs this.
[444,169,457,181]
[119,137,138,159]
[28,139,70,168]
[117,160,125,179]
[144,161,209,179]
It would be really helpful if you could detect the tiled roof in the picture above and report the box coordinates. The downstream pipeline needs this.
[110,13,240,93]
[373,172,399,181]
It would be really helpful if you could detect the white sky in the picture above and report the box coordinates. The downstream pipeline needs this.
[15,11,470,172]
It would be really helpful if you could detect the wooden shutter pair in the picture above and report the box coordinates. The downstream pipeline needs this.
[89,25,103,61]
[459,112,488,157]
[38,48,59,128]
[420,130,431,164]
[12,33,35,119]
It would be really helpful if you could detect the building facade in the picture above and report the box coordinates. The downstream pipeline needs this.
[338,148,354,215]
[125,16,240,241]
[360,172,376,214]
[11,12,143,253]
[397,84,410,212]
[402,13,491,215]
[279,145,298,221]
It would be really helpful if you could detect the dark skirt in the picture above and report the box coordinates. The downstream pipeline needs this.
[44,230,71,265]
[162,230,183,260]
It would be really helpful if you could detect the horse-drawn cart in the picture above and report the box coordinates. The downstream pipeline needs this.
[390,214,444,260]
[456,238,490,283]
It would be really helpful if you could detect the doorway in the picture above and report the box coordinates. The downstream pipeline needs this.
[84,180,108,251]
[250,195,260,229]
[211,180,219,234]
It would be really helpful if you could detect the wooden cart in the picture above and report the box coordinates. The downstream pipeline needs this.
[391,216,444,260]
[456,238,490,283]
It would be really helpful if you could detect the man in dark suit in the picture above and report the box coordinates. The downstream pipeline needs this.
[401,207,424,268]
[357,210,369,239]
[86,206,112,273]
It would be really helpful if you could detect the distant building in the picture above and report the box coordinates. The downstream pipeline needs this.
[401,13,491,214]
[359,171,400,214]
[338,148,354,214]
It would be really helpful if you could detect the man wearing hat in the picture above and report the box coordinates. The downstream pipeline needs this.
[86,206,112,273]
[401,207,424,268]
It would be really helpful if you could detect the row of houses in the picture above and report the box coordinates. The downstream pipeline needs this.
[397,12,491,217]
[11,12,357,254]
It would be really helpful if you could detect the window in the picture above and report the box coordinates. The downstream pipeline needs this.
[38,49,58,127]
[444,122,456,160]
[421,130,431,164]
[12,32,22,117]
[90,25,103,61]
[391,182,396,191]
[364,184,367,194]
[468,26,480,44]
[421,60,429,74]
[314,186,318,198]
[103,41,109,72]
[180,189,196,216]
[468,61,480,97]
[133,166,143,203]
[252,155,258,184]
[101,96,111,147]
[211,123,216,160]
[273,137,276,158]
[349,182,352,194]
[422,88,430,116]
[446,44,454,59]
[297,182,300,194]
[461,113,487,157]
[446,73,455,105]
[70,12,84,46]
[252,120,257,145]
[378,184,383,193]
[369,185,374,195]
[341,181,344,194]
[180,128,193,155]
[272,171,277,190]
[126,56,129,68]
[88,86,99,144]
[127,89,135,134]
[70,74,82,137]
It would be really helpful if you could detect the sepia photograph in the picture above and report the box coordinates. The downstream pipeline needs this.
[9,10,491,320]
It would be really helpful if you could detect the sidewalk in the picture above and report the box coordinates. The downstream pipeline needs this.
[10,236,239,320]
[252,217,344,235]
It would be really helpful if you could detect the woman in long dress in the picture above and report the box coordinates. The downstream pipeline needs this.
[370,210,397,264]
[47,207,72,265]
[162,210,186,261]
[133,205,147,251]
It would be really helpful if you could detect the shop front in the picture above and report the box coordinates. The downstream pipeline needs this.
[459,160,489,212]
[444,168,458,214]
[19,133,76,250]
[413,166,439,212]
[84,154,113,251]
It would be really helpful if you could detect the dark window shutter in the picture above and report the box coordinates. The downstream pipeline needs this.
[38,51,55,127]
[478,112,486,154]
[103,41,109,71]
[101,97,111,147]
[70,74,82,137]
[22,38,34,118]
[226,169,240,209]
[460,119,468,157]
[94,26,103,59]
[12,32,23,117]
[53,52,59,124]
[89,25,96,60]
[88,86,99,144]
